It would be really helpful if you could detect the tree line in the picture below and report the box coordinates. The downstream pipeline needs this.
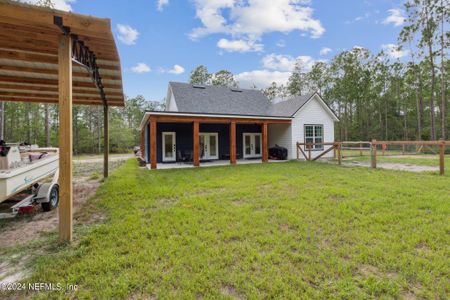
[189,0,449,142]
[0,97,163,154]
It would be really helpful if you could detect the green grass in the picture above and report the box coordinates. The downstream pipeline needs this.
[16,161,450,299]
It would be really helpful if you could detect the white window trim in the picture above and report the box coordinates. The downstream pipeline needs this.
[304,124,324,151]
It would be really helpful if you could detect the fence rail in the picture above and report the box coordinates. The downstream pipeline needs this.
[296,139,449,176]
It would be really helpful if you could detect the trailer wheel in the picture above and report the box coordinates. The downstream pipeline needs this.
[41,185,59,212]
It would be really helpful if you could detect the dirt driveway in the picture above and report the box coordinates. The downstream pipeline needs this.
[0,155,132,249]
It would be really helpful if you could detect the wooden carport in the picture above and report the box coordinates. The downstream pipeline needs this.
[0,0,125,242]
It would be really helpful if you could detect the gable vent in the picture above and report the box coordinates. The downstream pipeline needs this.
[192,84,206,89]
[230,88,242,92]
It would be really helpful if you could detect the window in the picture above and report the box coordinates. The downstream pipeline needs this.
[304,125,324,150]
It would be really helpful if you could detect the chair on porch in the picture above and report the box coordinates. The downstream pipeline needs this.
[177,150,193,163]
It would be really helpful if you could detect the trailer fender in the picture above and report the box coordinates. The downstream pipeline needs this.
[35,182,58,203]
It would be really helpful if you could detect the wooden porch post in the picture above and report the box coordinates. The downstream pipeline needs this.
[140,127,145,160]
[150,118,157,169]
[193,121,200,167]
[262,122,268,162]
[230,121,236,165]
[58,34,73,243]
[103,104,109,178]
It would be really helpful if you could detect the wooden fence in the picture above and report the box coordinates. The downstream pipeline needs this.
[296,139,450,176]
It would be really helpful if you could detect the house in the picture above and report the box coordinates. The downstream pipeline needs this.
[139,82,339,169]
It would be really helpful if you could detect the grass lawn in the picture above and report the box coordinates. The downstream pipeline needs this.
[10,161,450,299]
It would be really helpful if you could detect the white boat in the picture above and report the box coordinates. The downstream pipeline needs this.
[0,146,59,217]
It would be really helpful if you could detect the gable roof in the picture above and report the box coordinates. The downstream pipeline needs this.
[167,82,338,120]
[268,93,315,117]
[169,82,271,116]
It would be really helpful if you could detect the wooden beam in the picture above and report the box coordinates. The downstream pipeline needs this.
[58,34,73,243]
[0,49,121,71]
[0,74,122,89]
[262,122,268,162]
[150,115,291,125]
[150,119,157,169]
[193,121,200,167]
[0,96,124,106]
[230,121,236,165]
[103,104,109,178]
[0,64,122,80]
[0,1,113,39]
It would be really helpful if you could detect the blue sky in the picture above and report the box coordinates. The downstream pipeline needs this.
[31,0,407,102]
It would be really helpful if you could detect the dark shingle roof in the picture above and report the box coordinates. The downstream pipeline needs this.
[169,82,272,116]
[268,93,315,117]
[168,82,319,118]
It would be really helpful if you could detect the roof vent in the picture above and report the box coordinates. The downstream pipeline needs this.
[192,84,206,89]
[230,88,242,92]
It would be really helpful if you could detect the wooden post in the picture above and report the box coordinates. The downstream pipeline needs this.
[308,143,312,161]
[150,119,157,169]
[193,121,199,167]
[103,104,109,178]
[439,139,445,176]
[140,127,145,160]
[262,122,268,162]
[371,139,377,169]
[58,34,73,243]
[230,121,236,165]
[297,142,300,159]
[402,144,405,155]
[337,142,342,165]
[359,142,362,156]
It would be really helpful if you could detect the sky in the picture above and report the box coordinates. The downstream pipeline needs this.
[23,0,408,102]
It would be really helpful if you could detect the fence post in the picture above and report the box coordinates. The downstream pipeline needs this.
[337,142,342,165]
[402,144,405,155]
[439,139,445,176]
[308,143,312,161]
[359,142,362,156]
[371,139,377,169]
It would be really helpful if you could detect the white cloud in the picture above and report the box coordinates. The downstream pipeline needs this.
[163,64,185,75]
[117,24,139,45]
[157,0,169,11]
[189,0,325,51]
[382,8,405,27]
[235,70,291,89]
[131,63,151,73]
[217,38,263,52]
[261,53,315,72]
[381,43,408,59]
[319,47,332,55]
[19,0,76,11]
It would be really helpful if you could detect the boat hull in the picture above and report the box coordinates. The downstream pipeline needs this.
[0,155,59,202]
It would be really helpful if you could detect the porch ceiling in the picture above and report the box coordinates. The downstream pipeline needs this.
[0,0,124,107]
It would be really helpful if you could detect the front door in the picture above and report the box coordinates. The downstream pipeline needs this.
[200,133,219,160]
[162,132,176,162]
[243,133,262,158]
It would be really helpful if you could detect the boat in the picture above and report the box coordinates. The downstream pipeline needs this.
[0,145,59,217]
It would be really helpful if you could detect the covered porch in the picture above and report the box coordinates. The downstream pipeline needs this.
[139,112,292,169]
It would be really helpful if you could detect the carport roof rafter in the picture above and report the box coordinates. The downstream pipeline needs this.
[0,0,124,107]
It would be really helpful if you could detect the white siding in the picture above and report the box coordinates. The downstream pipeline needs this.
[166,89,178,111]
[268,124,292,158]
[290,95,336,159]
